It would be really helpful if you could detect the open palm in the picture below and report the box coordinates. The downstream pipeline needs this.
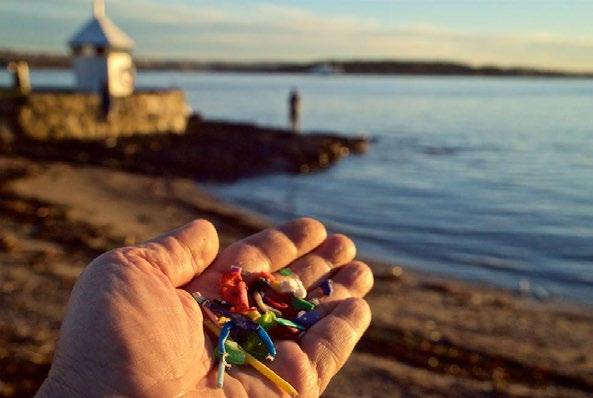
[37,218,373,397]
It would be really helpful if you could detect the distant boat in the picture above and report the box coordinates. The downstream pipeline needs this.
[309,63,343,75]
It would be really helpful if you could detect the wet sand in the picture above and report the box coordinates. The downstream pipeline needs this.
[1,155,592,397]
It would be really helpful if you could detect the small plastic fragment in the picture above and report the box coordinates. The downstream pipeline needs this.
[278,268,294,276]
[230,314,261,331]
[252,277,273,292]
[291,296,316,311]
[191,293,229,325]
[263,292,290,310]
[296,310,323,328]
[208,300,233,317]
[241,333,271,361]
[220,266,251,313]
[230,265,242,273]
[270,325,301,341]
[256,325,277,360]
[273,277,307,299]
[217,355,227,387]
[216,321,234,388]
[307,279,334,299]
[191,292,207,304]
[218,322,234,354]
[243,309,262,321]
[215,340,246,365]
[257,311,278,330]
[275,317,306,331]
[253,291,282,316]
[319,279,334,296]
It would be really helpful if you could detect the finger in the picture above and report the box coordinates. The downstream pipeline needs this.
[300,298,372,394]
[213,217,327,273]
[134,219,219,287]
[318,261,374,303]
[262,262,372,397]
[290,234,356,288]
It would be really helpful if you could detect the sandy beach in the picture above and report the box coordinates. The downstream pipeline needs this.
[1,154,592,397]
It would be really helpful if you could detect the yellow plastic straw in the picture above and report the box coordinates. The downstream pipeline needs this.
[203,319,299,397]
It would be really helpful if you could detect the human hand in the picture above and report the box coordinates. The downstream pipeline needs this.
[37,218,373,397]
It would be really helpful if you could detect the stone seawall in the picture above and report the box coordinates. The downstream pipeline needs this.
[0,89,188,142]
[0,88,370,181]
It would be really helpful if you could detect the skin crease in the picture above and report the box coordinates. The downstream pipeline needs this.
[36,218,374,398]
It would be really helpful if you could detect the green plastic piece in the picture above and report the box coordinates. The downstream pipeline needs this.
[257,311,277,330]
[278,268,293,276]
[215,340,246,365]
[291,296,316,311]
[276,317,306,331]
[241,333,270,361]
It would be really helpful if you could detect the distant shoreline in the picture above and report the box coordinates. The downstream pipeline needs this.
[1,48,592,78]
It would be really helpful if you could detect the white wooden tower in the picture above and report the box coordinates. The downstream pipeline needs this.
[68,0,135,97]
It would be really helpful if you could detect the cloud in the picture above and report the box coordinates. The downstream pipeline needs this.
[2,0,593,71]
[112,1,593,71]
[0,0,84,20]
[110,0,232,26]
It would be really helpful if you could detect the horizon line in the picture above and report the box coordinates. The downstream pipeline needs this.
[3,47,593,76]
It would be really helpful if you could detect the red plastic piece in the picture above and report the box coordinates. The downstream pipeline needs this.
[263,293,289,310]
[220,268,251,313]
[270,325,301,341]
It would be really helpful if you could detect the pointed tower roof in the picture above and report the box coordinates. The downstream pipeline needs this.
[69,0,134,51]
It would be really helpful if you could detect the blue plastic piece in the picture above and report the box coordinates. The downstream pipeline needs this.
[319,279,334,296]
[218,321,234,354]
[231,314,260,331]
[209,300,233,317]
[256,325,277,358]
[296,310,323,328]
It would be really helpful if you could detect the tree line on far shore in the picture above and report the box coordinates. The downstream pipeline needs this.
[1,48,591,78]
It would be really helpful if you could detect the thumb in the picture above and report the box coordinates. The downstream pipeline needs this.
[137,219,219,287]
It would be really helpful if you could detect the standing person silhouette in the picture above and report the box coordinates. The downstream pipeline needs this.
[101,80,111,120]
[289,88,301,133]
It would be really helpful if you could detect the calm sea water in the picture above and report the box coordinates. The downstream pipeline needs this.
[4,70,593,303]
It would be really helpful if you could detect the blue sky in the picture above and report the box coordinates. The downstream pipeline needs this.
[2,0,593,71]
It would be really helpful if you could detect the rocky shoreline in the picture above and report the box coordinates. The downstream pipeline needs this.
[2,114,369,181]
